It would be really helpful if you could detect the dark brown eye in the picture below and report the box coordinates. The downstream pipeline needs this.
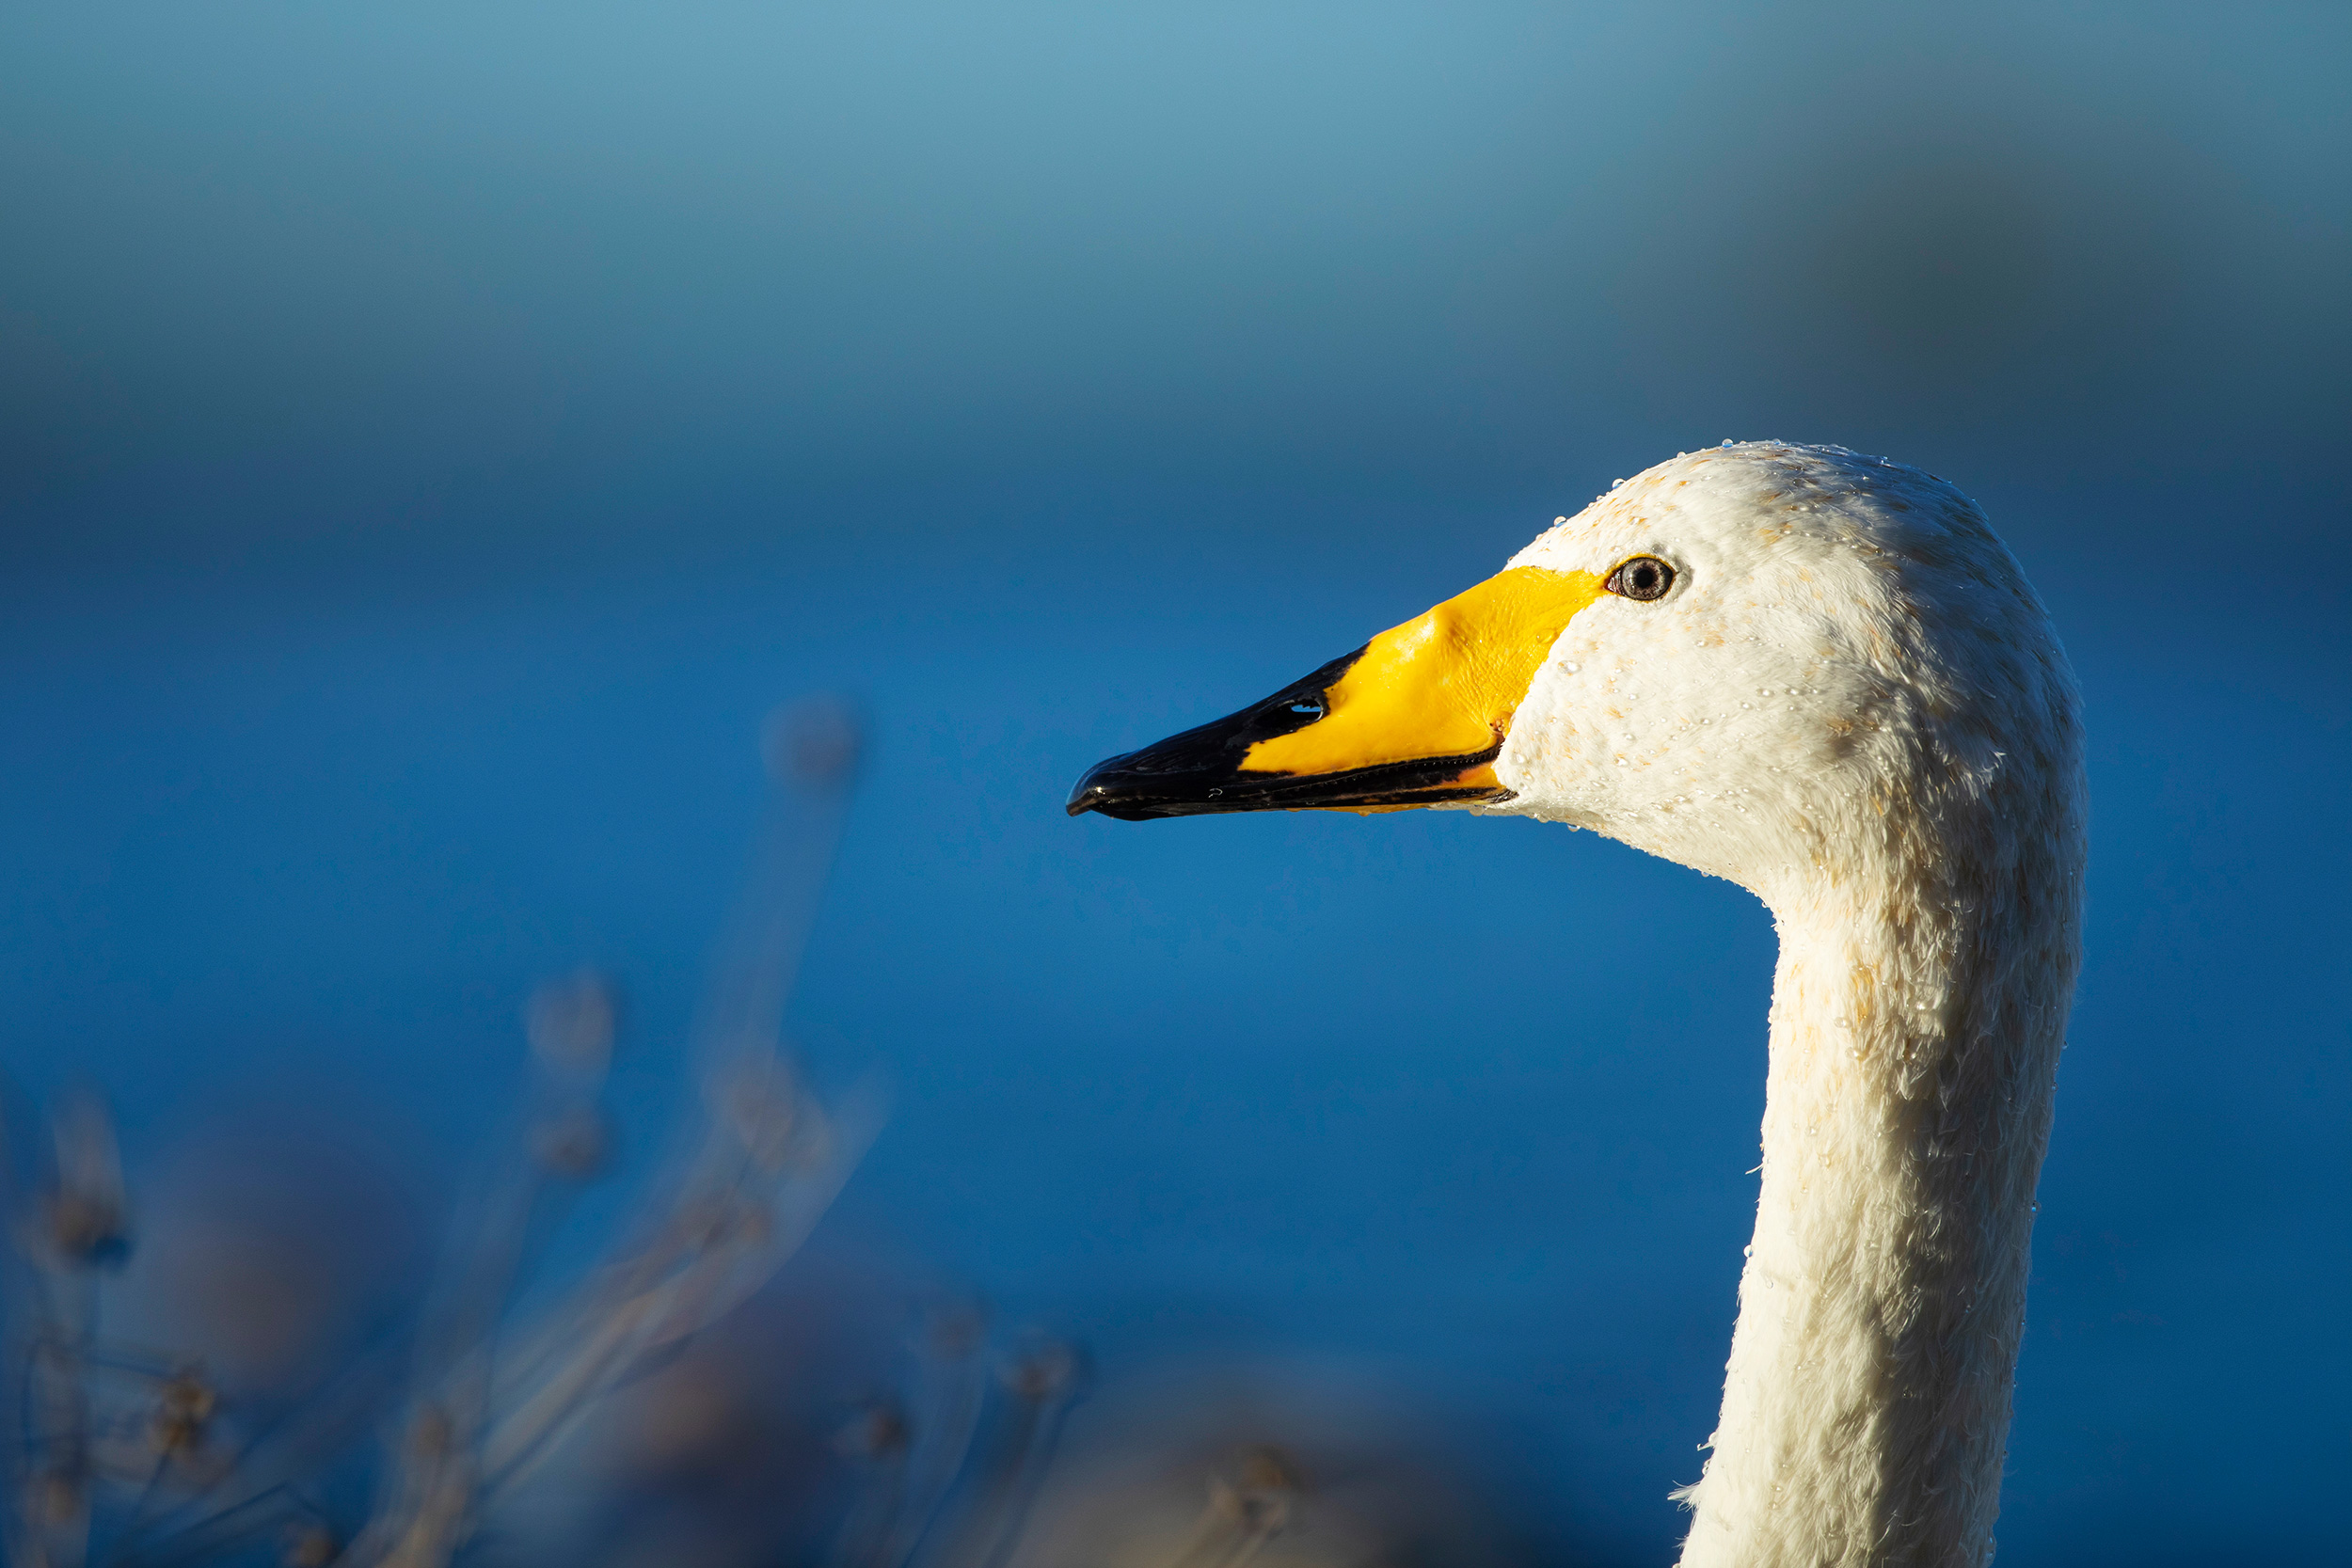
[1605,555,1677,601]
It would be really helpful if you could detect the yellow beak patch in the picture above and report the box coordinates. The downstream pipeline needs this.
[1066,562,1605,822]
[1238,565,1605,782]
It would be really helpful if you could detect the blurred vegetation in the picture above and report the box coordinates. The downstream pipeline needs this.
[1,707,1539,1568]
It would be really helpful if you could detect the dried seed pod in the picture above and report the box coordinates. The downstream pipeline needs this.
[762,695,864,786]
[999,1338,1088,1406]
[924,1302,989,1361]
[150,1370,219,1456]
[45,1189,130,1267]
[407,1403,455,1461]
[526,971,619,1078]
[32,1465,84,1528]
[529,1104,612,1180]
[281,1525,342,1568]
[834,1399,913,1461]
[45,1093,131,1267]
[1225,1444,1302,1534]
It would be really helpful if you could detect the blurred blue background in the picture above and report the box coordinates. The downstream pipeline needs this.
[2,4,2346,1562]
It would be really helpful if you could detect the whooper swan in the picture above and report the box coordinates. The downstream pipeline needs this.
[1068,442,2086,1568]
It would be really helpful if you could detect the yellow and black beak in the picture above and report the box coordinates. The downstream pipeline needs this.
[1067,564,1605,821]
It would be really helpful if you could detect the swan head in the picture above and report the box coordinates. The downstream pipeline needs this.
[1070,441,2077,900]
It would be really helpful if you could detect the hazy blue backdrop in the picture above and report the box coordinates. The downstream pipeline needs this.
[3,5,2346,1563]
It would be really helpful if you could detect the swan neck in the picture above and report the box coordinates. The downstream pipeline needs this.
[1676,863,2076,1568]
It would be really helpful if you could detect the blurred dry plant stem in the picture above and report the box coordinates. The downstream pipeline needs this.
[831,1323,1088,1568]
[0,699,882,1568]
[1168,1448,1298,1568]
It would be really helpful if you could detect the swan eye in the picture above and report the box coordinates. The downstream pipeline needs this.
[1605,556,1677,601]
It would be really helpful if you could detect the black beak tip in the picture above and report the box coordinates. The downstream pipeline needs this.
[1066,755,1131,818]
[1068,752,1194,821]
